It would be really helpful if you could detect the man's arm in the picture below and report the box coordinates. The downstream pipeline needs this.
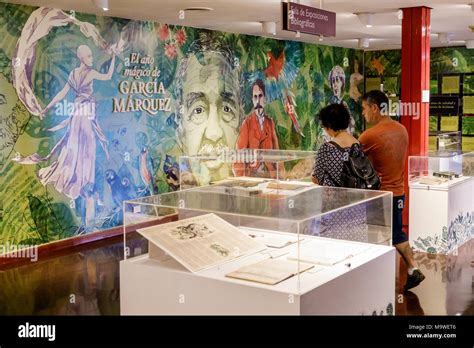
[359,130,375,155]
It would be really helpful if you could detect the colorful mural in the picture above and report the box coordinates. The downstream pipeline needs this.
[365,47,474,151]
[365,47,474,79]
[0,3,364,248]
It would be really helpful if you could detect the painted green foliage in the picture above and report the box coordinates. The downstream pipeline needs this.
[0,3,365,247]
[462,117,474,135]
[365,46,474,80]
[365,50,402,77]
[365,47,474,151]
[464,75,474,94]
[431,47,474,75]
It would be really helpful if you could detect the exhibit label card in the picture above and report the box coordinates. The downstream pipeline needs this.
[137,213,266,273]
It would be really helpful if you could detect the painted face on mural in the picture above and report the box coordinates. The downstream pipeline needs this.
[252,84,266,117]
[329,66,345,99]
[77,45,93,67]
[331,76,343,97]
[180,52,240,158]
[331,75,344,98]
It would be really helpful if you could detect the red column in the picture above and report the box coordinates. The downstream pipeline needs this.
[400,6,431,231]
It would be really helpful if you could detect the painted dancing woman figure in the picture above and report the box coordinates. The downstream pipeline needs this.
[15,45,116,201]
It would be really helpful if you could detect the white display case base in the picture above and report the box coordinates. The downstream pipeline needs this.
[409,176,473,254]
[120,235,395,315]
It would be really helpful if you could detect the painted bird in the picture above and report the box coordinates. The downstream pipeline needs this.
[284,92,304,137]
[166,113,178,129]
[163,155,180,191]
[105,169,135,209]
[247,41,303,137]
[138,147,155,195]
[264,50,285,81]
[371,58,385,75]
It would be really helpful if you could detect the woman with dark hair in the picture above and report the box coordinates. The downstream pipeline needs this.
[310,103,368,242]
[312,103,361,186]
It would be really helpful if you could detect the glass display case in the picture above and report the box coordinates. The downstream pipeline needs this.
[408,152,474,254]
[178,149,316,189]
[121,186,395,315]
[408,151,474,183]
[429,131,462,151]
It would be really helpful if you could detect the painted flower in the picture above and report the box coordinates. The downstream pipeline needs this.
[175,28,187,46]
[165,43,177,59]
[159,24,169,41]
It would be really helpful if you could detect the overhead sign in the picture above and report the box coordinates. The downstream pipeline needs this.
[429,96,459,116]
[282,2,336,37]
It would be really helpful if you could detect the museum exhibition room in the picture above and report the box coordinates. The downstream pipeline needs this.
[0,0,473,343]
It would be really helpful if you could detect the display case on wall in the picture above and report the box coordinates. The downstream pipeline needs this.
[428,131,462,151]
[121,186,395,315]
[178,149,316,189]
[408,152,474,254]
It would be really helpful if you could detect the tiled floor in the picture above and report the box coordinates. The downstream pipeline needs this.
[0,237,124,315]
[396,239,474,315]
[0,237,472,315]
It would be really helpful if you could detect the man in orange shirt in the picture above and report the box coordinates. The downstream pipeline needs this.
[360,90,425,291]
[233,79,280,177]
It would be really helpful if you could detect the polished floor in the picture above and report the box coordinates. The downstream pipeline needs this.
[0,237,472,315]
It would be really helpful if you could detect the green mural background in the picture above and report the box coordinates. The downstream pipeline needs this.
[365,47,474,151]
[0,3,364,249]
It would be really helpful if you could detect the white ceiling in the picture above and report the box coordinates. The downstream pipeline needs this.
[3,0,474,50]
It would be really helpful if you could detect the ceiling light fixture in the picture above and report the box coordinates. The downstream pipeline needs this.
[182,7,214,12]
[262,21,276,36]
[358,38,370,49]
[466,40,474,49]
[438,33,452,44]
[356,13,374,28]
[93,0,109,11]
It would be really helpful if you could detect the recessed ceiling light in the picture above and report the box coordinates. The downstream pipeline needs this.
[358,38,370,49]
[183,7,214,12]
[93,0,109,11]
[438,33,452,44]
[261,21,276,35]
[356,13,374,28]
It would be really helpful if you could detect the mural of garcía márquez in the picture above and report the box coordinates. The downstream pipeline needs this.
[0,2,363,248]
[173,37,244,186]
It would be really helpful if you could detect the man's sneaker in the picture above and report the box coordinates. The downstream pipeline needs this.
[404,269,425,291]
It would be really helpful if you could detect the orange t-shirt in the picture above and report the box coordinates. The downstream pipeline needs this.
[359,119,408,196]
